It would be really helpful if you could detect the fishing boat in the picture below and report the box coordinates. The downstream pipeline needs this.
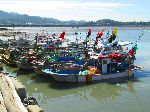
[16,49,36,70]
[16,61,33,70]
[47,66,141,83]
[43,50,142,83]
[0,49,16,66]
[0,36,33,66]
[33,61,50,75]
[41,28,143,83]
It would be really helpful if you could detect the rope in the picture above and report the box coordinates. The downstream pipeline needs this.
[135,28,145,44]
[23,96,38,107]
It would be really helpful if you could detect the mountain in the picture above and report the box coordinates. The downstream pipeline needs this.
[85,19,150,26]
[0,10,150,26]
[0,10,86,26]
[0,10,62,25]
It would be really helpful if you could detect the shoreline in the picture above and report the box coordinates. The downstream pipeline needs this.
[0,25,150,28]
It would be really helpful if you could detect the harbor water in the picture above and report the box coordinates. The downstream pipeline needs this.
[1,27,150,112]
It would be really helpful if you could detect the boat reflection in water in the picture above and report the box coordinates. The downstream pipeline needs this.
[15,70,137,108]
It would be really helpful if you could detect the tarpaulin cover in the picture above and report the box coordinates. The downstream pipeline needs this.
[57,56,76,62]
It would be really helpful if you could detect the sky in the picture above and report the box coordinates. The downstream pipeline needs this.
[0,0,150,22]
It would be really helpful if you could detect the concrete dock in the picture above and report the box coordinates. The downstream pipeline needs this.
[0,73,43,112]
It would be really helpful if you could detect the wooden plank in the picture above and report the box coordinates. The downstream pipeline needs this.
[0,91,7,112]
[0,73,28,112]
[27,105,44,112]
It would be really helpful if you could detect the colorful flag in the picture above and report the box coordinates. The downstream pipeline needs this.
[132,44,138,54]
[59,31,65,39]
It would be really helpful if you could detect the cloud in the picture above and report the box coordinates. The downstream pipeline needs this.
[0,1,134,10]
[0,0,135,21]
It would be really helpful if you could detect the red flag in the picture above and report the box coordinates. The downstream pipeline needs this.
[96,31,103,42]
[97,31,103,37]
[129,49,135,57]
[59,31,65,39]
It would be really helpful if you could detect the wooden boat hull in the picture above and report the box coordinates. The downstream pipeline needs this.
[0,54,16,66]
[50,72,129,82]
[50,67,142,83]
[16,62,33,70]
[34,67,48,75]
[0,63,3,71]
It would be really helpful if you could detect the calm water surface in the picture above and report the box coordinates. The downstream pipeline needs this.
[2,27,150,112]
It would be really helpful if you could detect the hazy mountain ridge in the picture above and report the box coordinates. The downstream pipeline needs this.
[0,10,150,26]
[0,10,62,25]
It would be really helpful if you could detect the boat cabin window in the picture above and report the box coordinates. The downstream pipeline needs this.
[114,45,123,51]
[103,47,111,51]
[103,60,107,64]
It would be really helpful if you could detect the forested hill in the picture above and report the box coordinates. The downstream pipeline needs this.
[0,10,86,26]
[0,10,150,27]
[85,19,150,27]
